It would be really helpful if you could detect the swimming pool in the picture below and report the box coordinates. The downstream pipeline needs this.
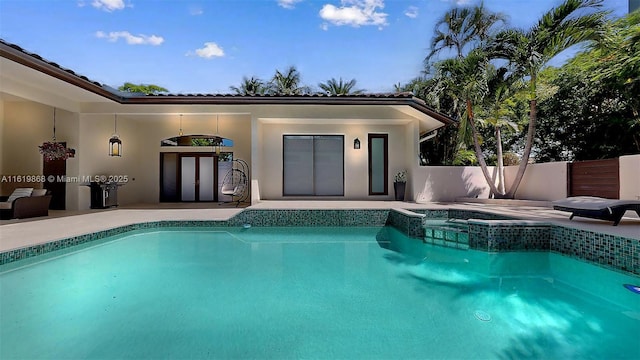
[1,226,639,359]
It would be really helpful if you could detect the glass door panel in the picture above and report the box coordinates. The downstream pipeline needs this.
[314,136,344,196]
[199,157,215,201]
[368,134,388,195]
[283,136,314,195]
[161,153,178,202]
[181,156,196,201]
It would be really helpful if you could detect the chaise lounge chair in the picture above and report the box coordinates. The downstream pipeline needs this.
[552,196,640,226]
[0,187,52,220]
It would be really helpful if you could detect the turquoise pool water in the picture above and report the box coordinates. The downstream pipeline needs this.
[1,226,639,359]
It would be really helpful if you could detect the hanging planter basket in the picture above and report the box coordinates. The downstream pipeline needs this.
[39,142,75,161]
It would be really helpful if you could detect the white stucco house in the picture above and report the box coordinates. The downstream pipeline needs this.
[0,39,456,210]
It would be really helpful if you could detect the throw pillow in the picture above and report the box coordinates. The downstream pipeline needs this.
[7,188,34,203]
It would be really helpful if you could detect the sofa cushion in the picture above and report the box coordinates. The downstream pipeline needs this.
[31,189,48,197]
[7,188,33,203]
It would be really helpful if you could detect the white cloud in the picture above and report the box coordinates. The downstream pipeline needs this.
[404,6,418,18]
[92,0,125,11]
[188,42,225,59]
[278,0,303,9]
[319,0,387,29]
[96,31,164,45]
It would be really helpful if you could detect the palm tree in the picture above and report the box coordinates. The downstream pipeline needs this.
[487,0,607,198]
[229,76,268,95]
[269,66,310,95]
[476,67,525,195]
[436,49,497,189]
[427,2,505,60]
[318,78,364,95]
[426,3,506,159]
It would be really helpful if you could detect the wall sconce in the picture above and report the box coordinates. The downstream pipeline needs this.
[109,114,122,157]
[354,138,361,149]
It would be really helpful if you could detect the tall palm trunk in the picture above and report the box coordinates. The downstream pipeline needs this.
[505,97,536,198]
[495,126,505,194]
[467,98,501,196]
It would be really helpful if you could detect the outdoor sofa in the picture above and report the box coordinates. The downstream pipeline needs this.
[552,196,640,226]
[0,187,52,219]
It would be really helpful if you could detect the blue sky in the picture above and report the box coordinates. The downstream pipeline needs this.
[0,0,629,94]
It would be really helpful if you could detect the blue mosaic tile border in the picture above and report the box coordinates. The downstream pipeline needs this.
[467,220,551,252]
[410,208,515,221]
[409,209,449,219]
[232,209,390,227]
[550,225,640,276]
[387,209,424,238]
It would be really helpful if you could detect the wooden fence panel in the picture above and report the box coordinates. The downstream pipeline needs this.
[568,158,619,199]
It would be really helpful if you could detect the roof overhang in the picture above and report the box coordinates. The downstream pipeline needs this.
[0,39,456,130]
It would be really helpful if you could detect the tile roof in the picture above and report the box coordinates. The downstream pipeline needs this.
[0,38,455,124]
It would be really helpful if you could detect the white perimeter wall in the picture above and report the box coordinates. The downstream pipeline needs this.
[412,166,496,202]
[504,161,568,201]
[620,154,640,200]
[412,162,566,202]
[412,155,639,202]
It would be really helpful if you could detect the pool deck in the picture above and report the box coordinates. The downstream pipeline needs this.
[0,200,638,253]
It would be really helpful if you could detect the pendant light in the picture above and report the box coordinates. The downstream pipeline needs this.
[179,114,184,136]
[52,108,57,142]
[109,114,122,157]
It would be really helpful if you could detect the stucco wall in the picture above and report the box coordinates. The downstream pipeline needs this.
[405,120,420,201]
[620,154,640,200]
[77,113,251,209]
[0,99,4,193]
[412,166,495,202]
[258,122,409,200]
[251,115,262,203]
[413,162,566,202]
[2,101,51,183]
[1,101,80,209]
[504,162,568,201]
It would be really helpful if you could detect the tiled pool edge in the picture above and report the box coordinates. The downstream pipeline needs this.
[389,209,640,276]
[1,208,638,276]
[551,225,639,276]
[0,209,390,266]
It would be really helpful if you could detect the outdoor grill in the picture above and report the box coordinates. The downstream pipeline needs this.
[89,181,120,209]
